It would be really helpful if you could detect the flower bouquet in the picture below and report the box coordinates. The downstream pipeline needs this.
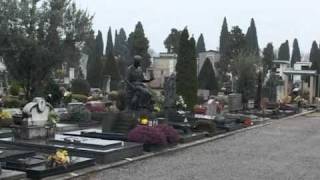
[47,149,70,168]
[0,110,12,127]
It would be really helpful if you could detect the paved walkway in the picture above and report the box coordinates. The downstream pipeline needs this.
[95,114,320,180]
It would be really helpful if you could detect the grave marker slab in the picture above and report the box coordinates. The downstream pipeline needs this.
[0,169,26,180]
[49,135,124,150]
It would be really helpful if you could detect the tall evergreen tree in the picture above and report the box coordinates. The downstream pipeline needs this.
[235,54,258,105]
[196,33,206,55]
[87,32,103,88]
[216,17,231,81]
[245,18,259,56]
[114,28,129,59]
[278,40,290,60]
[87,55,103,88]
[102,55,120,90]
[229,26,246,59]
[164,28,181,54]
[219,17,229,56]
[310,41,320,96]
[310,41,320,73]
[229,26,247,76]
[291,38,301,67]
[96,30,104,57]
[198,59,218,94]
[105,27,114,57]
[262,43,275,75]
[128,21,151,72]
[176,28,198,108]
[114,28,130,77]
[113,30,119,56]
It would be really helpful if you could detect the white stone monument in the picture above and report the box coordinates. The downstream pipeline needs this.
[23,97,51,126]
[13,97,54,140]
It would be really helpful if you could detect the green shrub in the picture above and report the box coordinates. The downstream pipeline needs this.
[9,82,21,96]
[44,80,63,106]
[71,94,88,103]
[3,96,25,108]
[71,79,90,96]
[47,111,59,126]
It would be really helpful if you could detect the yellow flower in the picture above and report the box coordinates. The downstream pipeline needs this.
[48,149,70,166]
[140,118,149,125]
[0,112,11,119]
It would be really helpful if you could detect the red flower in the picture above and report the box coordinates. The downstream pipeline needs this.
[243,118,253,126]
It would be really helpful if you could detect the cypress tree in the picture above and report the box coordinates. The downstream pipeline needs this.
[176,28,198,109]
[219,17,229,56]
[87,31,104,88]
[310,41,320,73]
[114,28,130,77]
[245,18,259,56]
[102,55,121,90]
[291,38,301,67]
[216,17,231,81]
[114,28,129,59]
[105,27,114,57]
[96,30,104,57]
[278,40,290,60]
[262,43,275,75]
[196,33,206,55]
[198,59,218,94]
[128,21,151,72]
[310,41,320,95]
[103,27,120,89]
[114,30,119,55]
[87,55,103,88]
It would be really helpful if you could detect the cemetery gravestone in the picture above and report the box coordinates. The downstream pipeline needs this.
[12,97,54,140]
[49,135,123,150]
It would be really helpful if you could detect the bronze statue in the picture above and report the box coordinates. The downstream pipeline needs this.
[125,55,154,111]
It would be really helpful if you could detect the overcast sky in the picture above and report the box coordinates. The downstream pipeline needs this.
[74,0,320,57]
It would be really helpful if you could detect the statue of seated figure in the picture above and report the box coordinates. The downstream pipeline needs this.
[125,55,154,111]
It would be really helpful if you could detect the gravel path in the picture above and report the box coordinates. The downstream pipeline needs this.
[95,114,320,180]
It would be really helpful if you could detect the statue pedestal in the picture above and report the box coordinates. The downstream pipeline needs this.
[102,110,155,134]
[11,125,55,140]
[103,111,137,134]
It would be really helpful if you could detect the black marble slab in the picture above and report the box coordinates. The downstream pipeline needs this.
[5,156,95,179]
[49,135,123,150]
